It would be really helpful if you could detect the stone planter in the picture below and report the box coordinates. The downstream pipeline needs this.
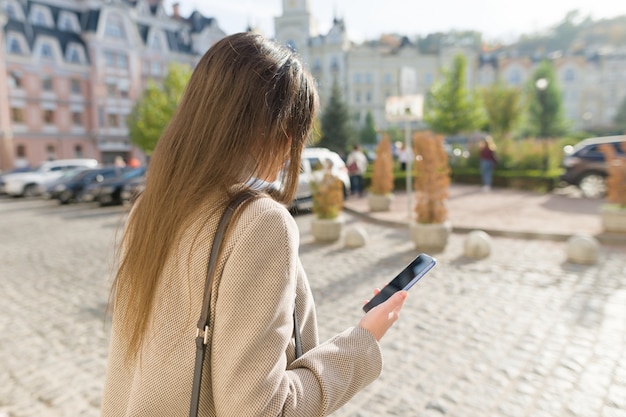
[600,205,626,233]
[311,217,344,242]
[409,221,452,253]
[368,193,393,212]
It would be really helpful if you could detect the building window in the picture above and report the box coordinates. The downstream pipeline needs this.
[43,109,55,124]
[67,48,80,63]
[149,33,163,51]
[354,73,361,84]
[424,73,433,85]
[355,92,361,103]
[366,91,372,102]
[151,61,161,76]
[508,69,522,85]
[107,113,120,127]
[46,144,56,160]
[74,144,83,157]
[42,76,53,91]
[564,68,575,82]
[106,83,117,97]
[6,3,18,19]
[104,14,126,39]
[40,43,54,60]
[11,107,24,123]
[58,12,79,32]
[116,54,128,69]
[16,144,26,158]
[70,79,81,94]
[8,37,22,54]
[313,58,321,72]
[31,6,52,27]
[384,73,392,85]
[365,73,372,84]
[71,111,83,126]
[8,72,22,88]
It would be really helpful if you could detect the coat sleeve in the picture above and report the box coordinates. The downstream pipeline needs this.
[211,206,382,417]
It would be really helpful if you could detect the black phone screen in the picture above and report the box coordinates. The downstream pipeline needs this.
[362,253,436,312]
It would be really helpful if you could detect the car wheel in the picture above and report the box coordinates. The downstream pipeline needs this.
[578,173,606,199]
[23,184,37,198]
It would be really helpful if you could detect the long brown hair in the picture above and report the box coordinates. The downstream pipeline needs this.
[111,32,318,362]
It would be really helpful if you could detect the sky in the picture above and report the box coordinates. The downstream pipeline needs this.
[164,0,625,44]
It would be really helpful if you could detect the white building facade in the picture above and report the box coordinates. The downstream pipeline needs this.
[274,0,626,134]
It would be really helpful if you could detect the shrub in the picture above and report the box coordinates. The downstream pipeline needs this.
[370,135,394,195]
[600,142,626,208]
[311,171,344,219]
[413,131,451,224]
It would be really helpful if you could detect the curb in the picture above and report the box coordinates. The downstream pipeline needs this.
[343,206,626,245]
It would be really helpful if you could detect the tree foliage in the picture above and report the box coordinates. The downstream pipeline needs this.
[127,63,192,155]
[319,80,351,156]
[526,60,567,138]
[424,54,484,136]
[481,81,524,140]
[359,111,378,145]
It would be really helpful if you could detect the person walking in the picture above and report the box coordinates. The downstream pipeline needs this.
[101,32,408,417]
[479,136,498,192]
[346,144,368,197]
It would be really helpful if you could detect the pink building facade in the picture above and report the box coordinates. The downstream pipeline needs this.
[0,0,225,171]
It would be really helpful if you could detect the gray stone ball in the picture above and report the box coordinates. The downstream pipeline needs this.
[344,225,368,248]
[463,230,492,259]
[566,234,600,265]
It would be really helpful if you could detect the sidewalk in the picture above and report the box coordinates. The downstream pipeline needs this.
[343,183,626,244]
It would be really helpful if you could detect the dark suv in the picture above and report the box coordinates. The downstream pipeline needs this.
[561,135,626,198]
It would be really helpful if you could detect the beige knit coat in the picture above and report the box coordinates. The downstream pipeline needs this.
[101,196,382,416]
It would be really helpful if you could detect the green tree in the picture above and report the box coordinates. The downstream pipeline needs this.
[615,95,626,133]
[319,80,351,156]
[127,63,192,155]
[527,60,567,138]
[424,54,484,135]
[359,111,378,145]
[481,81,524,140]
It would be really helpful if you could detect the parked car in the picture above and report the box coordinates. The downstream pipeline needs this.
[83,166,146,206]
[39,167,91,199]
[120,175,146,205]
[560,135,626,198]
[278,147,351,210]
[46,167,127,204]
[2,158,98,197]
[0,166,31,194]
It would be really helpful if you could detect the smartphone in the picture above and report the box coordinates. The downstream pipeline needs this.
[362,253,436,313]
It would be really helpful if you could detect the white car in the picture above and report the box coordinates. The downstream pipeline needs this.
[291,147,351,209]
[2,158,99,197]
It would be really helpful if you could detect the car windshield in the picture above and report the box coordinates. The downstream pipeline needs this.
[121,167,144,180]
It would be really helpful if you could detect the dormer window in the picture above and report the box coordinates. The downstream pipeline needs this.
[66,43,86,64]
[41,43,54,60]
[8,36,23,54]
[149,31,164,51]
[4,0,24,21]
[58,11,80,32]
[30,4,53,27]
[105,13,126,40]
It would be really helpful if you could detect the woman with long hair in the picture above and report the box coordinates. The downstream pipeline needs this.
[101,32,407,416]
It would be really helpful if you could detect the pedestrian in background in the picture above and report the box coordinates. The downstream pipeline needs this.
[101,32,407,416]
[346,144,368,197]
[479,136,497,192]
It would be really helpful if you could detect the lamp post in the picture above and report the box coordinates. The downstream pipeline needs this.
[535,78,549,172]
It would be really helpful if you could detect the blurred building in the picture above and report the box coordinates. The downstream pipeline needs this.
[0,0,225,170]
[274,0,626,134]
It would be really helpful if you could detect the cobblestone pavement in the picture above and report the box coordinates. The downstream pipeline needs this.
[1,197,625,417]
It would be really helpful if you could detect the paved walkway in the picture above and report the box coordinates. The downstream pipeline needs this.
[343,184,625,244]
[0,193,625,417]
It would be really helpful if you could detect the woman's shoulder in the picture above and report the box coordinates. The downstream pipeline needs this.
[235,195,297,235]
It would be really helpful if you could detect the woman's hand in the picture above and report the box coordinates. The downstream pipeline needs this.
[358,290,408,341]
